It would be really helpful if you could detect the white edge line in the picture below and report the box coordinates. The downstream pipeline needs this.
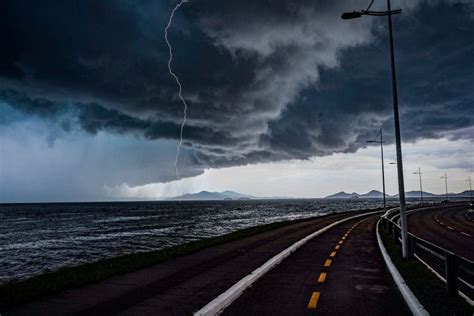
[414,254,445,282]
[194,210,381,316]
[376,218,430,316]
[414,254,474,306]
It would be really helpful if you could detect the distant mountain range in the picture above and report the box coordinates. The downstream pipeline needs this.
[324,190,389,199]
[168,190,257,201]
[167,189,473,201]
[324,190,473,199]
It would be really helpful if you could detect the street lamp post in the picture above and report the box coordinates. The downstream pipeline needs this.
[367,128,386,210]
[341,0,409,258]
[413,168,423,205]
[467,176,472,202]
[441,173,448,201]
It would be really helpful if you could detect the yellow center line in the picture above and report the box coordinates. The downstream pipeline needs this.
[307,291,321,309]
[324,259,332,267]
[335,245,340,250]
[330,251,337,257]
[342,236,346,240]
[338,240,344,245]
[318,272,327,283]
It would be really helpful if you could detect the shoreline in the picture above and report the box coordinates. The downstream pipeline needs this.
[0,207,385,310]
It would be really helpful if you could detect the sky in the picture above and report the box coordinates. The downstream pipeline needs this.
[0,0,473,202]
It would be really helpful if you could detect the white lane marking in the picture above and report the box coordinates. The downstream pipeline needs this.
[195,210,382,315]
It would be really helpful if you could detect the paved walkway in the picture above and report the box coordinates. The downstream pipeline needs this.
[224,215,409,315]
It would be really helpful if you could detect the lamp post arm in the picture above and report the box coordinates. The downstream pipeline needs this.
[361,9,401,16]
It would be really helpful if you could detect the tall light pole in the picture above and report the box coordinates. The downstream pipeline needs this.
[367,128,386,210]
[441,173,448,201]
[341,0,409,258]
[413,168,423,205]
[466,176,472,202]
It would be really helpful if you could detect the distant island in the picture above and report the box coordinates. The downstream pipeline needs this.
[167,190,296,201]
[167,189,473,201]
[324,190,473,199]
[168,190,258,201]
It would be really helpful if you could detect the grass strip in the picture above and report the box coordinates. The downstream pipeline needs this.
[380,230,473,315]
[0,209,370,310]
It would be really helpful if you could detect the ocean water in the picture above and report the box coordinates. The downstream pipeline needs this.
[0,199,393,284]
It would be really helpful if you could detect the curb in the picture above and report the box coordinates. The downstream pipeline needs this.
[194,210,381,316]
[376,218,430,316]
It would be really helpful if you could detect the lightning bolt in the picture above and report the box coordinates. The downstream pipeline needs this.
[165,0,189,182]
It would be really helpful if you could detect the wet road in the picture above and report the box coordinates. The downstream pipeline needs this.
[8,211,371,315]
[408,204,473,261]
[224,215,408,315]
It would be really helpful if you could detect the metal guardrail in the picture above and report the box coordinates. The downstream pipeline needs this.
[380,205,474,303]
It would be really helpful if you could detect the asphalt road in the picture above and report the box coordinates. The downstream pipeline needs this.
[223,215,408,316]
[8,210,371,315]
[408,204,474,261]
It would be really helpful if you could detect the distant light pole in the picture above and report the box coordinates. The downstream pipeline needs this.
[341,0,409,258]
[466,176,472,202]
[413,168,423,205]
[367,128,386,210]
[441,173,448,201]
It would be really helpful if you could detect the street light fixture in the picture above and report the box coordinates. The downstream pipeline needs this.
[341,0,408,258]
[341,11,363,19]
[413,168,423,205]
[441,173,448,201]
[367,128,386,210]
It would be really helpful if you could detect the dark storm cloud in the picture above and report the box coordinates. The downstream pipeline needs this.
[1,89,242,149]
[260,1,474,158]
[1,0,473,183]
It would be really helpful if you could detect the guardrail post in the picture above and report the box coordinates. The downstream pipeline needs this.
[445,253,458,297]
[392,226,398,243]
[407,236,414,259]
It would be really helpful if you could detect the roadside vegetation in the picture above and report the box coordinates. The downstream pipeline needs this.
[380,230,473,315]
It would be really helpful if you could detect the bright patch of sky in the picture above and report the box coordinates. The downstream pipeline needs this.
[105,138,473,200]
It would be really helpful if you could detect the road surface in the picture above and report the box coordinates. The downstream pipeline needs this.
[7,210,371,315]
[224,215,408,315]
[408,204,473,261]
